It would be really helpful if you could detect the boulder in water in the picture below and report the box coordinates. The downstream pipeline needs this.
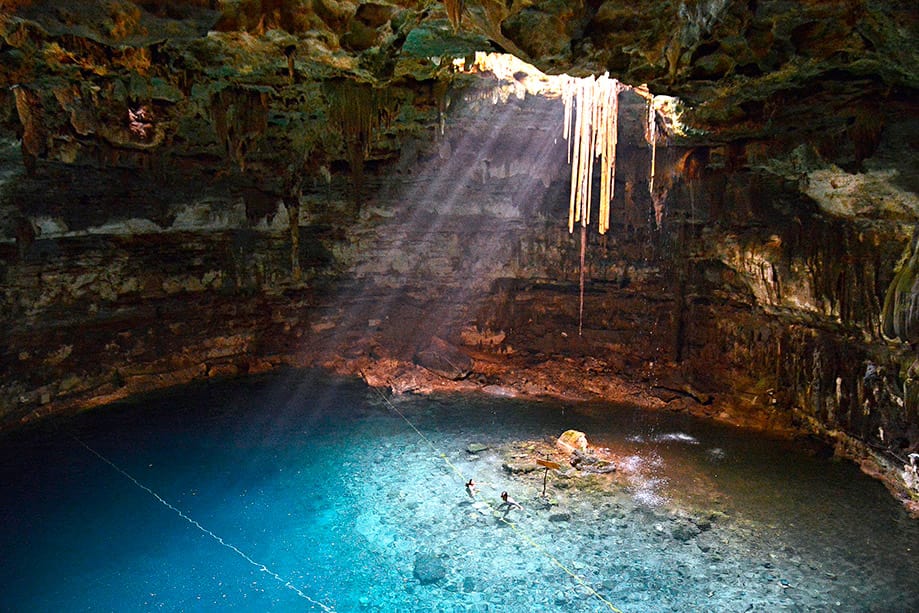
[556,429,589,454]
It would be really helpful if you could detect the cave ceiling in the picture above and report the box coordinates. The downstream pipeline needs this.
[0,0,916,182]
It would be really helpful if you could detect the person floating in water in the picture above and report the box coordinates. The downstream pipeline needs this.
[465,479,477,498]
[499,491,522,511]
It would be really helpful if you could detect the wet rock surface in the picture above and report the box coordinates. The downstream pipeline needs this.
[556,429,589,454]
[571,449,617,474]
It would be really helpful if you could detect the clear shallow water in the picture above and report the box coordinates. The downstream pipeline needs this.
[1,370,917,612]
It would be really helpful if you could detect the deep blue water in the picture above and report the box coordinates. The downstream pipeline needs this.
[1,370,917,612]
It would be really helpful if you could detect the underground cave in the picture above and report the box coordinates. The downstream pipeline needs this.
[0,1,918,611]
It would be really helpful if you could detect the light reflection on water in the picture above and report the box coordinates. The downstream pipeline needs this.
[0,370,917,612]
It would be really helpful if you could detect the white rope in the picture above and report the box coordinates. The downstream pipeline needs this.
[364,380,623,612]
[75,437,335,612]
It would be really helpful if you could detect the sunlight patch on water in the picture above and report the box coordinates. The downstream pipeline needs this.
[653,432,700,444]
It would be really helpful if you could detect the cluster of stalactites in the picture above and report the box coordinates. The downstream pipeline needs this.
[445,0,464,31]
[562,74,620,235]
[325,80,393,158]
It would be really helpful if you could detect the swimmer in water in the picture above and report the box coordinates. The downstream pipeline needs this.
[499,491,522,511]
[465,479,477,498]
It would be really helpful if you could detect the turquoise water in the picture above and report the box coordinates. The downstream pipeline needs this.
[1,370,917,612]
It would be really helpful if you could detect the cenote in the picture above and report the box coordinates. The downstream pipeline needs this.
[3,3,919,612]
[1,371,917,612]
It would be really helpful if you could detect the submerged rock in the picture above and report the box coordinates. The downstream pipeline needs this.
[503,460,540,474]
[466,442,489,454]
[413,552,447,585]
[671,521,702,542]
[570,450,616,474]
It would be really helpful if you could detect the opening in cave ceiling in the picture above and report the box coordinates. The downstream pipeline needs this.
[454,52,673,235]
[452,52,680,334]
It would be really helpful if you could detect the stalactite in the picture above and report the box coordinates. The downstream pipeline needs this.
[882,230,919,344]
[579,224,586,336]
[12,85,46,165]
[683,149,706,226]
[648,96,657,201]
[210,87,269,172]
[284,44,296,84]
[324,80,395,211]
[561,76,666,332]
[562,74,621,334]
[597,79,619,234]
[283,194,301,282]
[561,74,620,235]
[445,0,464,31]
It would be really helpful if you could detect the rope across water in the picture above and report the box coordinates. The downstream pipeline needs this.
[364,379,623,613]
[77,381,625,612]
[74,437,335,612]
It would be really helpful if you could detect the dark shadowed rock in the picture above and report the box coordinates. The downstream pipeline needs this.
[413,552,447,585]
[672,521,701,542]
[570,450,616,474]
[413,337,473,380]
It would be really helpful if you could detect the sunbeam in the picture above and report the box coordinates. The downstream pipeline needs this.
[303,54,574,376]
[3,3,918,611]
